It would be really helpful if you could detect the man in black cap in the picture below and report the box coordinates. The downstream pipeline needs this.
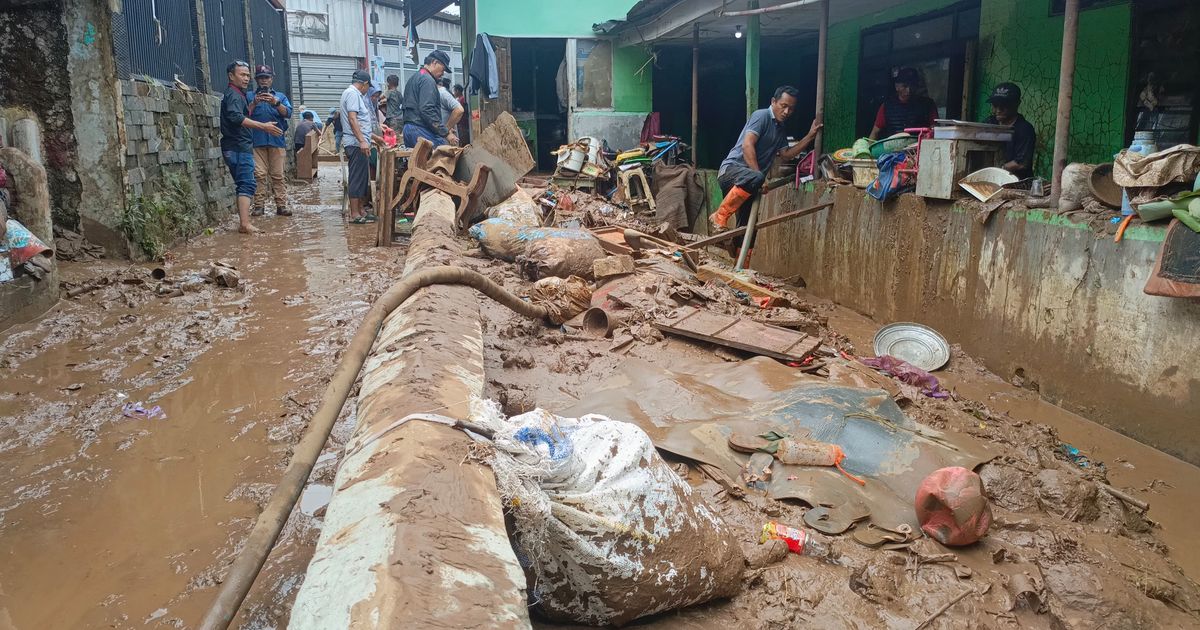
[219,60,283,234]
[402,49,456,148]
[340,69,375,224]
[983,82,1036,179]
[869,67,938,140]
[250,64,293,216]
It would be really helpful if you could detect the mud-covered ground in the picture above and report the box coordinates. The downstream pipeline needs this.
[3,168,1199,629]
[466,249,1200,629]
[0,169,403,628]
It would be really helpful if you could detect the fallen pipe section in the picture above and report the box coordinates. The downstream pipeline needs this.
[201,191,540,630]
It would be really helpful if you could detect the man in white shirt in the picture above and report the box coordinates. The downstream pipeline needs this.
[437,76,464,146]
[339,70,374,224]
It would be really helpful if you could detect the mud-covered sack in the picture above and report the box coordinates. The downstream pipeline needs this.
[517,233,606,280]
[487,188,542,227]
[472,401,744,626]
[528,275,592,324]
[467,218,601,267]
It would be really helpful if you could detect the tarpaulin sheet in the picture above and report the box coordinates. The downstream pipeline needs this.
[558,357,995,534]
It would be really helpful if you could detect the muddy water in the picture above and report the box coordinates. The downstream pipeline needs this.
[0,168,400,629]
[822,304,1200,583]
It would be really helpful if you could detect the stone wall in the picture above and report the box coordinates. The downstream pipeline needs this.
[747,183,1200,465]
[120,79,234,255]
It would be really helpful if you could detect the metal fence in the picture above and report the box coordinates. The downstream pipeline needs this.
[204,0,250,92]
[115,0,203,87]
[249,0,291,96]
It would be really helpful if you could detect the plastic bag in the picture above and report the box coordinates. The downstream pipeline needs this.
[487,188,542,226]
[518,234,606,280]
[468,218,603,270]
[527,275,592,324]
[471,400,744,626]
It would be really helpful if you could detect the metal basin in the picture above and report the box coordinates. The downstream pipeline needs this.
[873,323,950,372]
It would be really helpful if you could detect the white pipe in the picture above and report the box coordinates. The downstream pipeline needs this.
[722,0,822,17]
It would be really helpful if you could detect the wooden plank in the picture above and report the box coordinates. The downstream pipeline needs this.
[590,226,635,256]
[689,201,833,250]
[695,265,789,307]
[654,306,820,362]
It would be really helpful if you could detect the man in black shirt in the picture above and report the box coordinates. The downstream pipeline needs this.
[219,60,283,233]
[983,82,1036,179]
[402,50,455,147]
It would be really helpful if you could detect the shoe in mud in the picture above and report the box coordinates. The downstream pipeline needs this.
[276,207,293,217]
[251,207,266,217]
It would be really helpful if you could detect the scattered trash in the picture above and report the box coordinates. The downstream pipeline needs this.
[728,431,865,485]
[915,466,992,546]
[526,275,591,324]
[515,231,607,280]
[859,355,950,398]
[760,521,828,557]
[122,402,165,420]
[207,261,241,288]
[872,322,950,371]
[1060,442,1095,468]
[468,400,744,626]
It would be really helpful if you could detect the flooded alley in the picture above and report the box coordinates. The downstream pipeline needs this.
[0,171,402,628]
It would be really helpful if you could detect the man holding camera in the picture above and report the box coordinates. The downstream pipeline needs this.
[250,64,293,217]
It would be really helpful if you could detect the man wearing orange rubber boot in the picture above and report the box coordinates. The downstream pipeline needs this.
[711,86,821,238]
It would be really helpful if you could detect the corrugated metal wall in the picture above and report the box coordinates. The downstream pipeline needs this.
[204,0,250,92]
[249,0,290,95]
[116,0,203,86]
[290,53,360,116]
[286,0,368,58]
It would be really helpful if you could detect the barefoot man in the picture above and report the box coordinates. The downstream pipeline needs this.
[220,60,283,233]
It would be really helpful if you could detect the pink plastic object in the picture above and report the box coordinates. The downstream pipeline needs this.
[915,466,992,546]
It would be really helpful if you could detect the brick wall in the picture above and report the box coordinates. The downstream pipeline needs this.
[120,79,233,222]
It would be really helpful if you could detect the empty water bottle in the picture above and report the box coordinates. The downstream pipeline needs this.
[760,521,828,557]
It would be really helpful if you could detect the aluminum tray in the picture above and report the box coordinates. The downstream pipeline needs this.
[873,323,950,372]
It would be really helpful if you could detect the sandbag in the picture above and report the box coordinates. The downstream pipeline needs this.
[528,275,591,324]
[467,218,602,268]
[518,233,606,280]
[471,400,744,626]
[486,187,542,226]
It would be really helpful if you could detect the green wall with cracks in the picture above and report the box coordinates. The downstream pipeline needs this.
[476,0,639,38]
[613,44,653,112]
[825,0,1132,179]
[976,0,1130,178]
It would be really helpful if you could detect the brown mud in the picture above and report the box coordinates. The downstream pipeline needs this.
[477,253,1200,629]
[0,168,403,629]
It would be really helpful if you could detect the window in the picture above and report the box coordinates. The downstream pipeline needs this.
[575,39,612,109]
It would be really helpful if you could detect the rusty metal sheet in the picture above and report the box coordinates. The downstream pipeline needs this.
[557,357,996,534]
[654,306,820,362]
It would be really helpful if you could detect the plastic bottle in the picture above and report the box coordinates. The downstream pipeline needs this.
[760,521,828,557]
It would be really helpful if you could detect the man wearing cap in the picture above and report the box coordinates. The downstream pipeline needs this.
[340,70,375,224]
[402,50,456,148]
[250,64,293,217]
[984,82,1036,179]
[219,61,283,234]
[869,67,938,140]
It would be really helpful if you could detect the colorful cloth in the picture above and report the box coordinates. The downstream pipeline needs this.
[6,219,51,265]
[859,354,949,399]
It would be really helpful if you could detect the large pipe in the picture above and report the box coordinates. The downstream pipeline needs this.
[722,0,822,17]
[1049,0,1079,208]
[199,266,551,630]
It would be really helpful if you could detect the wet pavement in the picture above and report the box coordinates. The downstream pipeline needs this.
[0,167,401,629]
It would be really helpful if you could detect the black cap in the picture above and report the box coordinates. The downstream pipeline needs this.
[428,50,451,67]
[894,67,920,86]
[255,64,274,78]
[987,82,1022,105]
[351,69,371,84]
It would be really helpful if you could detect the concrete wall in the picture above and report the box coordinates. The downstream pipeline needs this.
[748,183,1200,465]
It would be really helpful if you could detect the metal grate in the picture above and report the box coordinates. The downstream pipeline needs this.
[248,0,290,96]
[204,0,250,92]
[118,0,202,87]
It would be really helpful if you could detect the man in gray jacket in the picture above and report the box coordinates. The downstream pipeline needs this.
[402,50,456,147]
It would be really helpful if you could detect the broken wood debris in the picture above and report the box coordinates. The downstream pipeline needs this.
[654,306,821,363]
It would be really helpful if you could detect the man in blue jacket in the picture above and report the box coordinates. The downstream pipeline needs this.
[250,64,293,216]
[220,61,283,234]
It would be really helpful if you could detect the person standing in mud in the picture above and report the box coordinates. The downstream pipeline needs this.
[249,64,293,217]
[220,61,283,234]
[340,70,375,224]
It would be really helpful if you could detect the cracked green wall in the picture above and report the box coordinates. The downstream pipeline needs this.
[977,0,1130,178]
[824,0,1132,179]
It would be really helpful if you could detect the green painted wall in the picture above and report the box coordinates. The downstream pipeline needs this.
[476,0,640,38]
[976,0,1130,177]
[824,0,1132,179]
[613,45,653,112]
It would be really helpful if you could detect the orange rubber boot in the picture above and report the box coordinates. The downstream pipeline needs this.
[709,186,752,230]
